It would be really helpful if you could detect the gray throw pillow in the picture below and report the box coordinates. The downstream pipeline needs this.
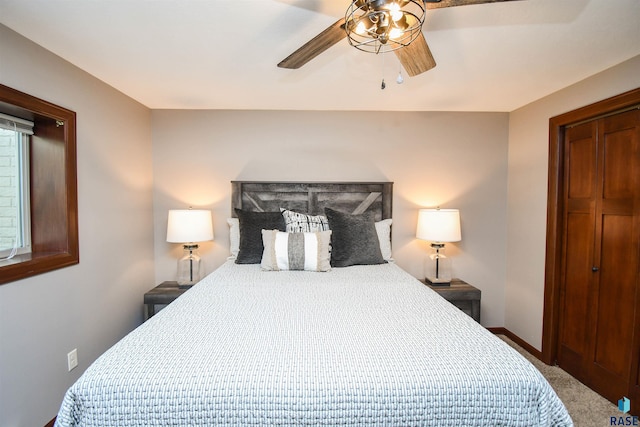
[235,209,286,264]
[324,207,385,267]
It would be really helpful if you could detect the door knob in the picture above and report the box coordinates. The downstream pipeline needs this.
[592,267,599,272]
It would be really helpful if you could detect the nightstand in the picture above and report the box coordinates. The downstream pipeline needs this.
[422,278,481,323]
[144,281,188,319]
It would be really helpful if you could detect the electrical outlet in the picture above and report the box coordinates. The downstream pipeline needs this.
[67,348,78,371]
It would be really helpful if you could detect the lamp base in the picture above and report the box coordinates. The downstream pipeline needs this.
[424,245,452,286]
[176,244,203,287]
[425,277,451,286]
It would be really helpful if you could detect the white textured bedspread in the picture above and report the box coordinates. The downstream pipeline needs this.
[55,262,572,426]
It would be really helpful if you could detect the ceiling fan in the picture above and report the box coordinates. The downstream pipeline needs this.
[278,0,520,77]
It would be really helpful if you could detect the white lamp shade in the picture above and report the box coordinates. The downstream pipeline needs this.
[416,209,461,242]
[166,209,214,243]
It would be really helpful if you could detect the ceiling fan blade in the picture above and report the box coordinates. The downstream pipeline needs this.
[278,17,347,69]
[394,32,436,77]
[426,0,522,9]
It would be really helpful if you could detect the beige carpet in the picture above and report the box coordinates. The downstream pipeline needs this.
[499,335,622,427]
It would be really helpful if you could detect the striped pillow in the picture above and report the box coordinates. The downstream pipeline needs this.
[261,230,332,272]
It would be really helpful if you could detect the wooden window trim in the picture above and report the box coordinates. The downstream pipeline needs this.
[0,84,78,285]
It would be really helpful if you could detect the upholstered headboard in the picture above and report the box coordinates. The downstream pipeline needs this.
[231,181,393,221]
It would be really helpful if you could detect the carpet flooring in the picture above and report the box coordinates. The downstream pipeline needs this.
[499,335,624,427]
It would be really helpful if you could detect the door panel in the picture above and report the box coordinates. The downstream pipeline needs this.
[602,129,634,199]
[569,137,597,199]
[559,213,592,359]
[593,215,634,377]
[567,122,597,200]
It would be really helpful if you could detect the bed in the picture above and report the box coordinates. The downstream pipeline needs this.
[54,181,572,427]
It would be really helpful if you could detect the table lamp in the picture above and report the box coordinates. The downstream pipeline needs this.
[416,208,461,286]
[166,209,214,288]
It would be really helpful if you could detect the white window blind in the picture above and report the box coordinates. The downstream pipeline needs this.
[0,112,32,259]
[0,112,34,135]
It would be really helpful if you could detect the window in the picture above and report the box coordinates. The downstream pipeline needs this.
[0,83,78,285]
[0,113,32,259]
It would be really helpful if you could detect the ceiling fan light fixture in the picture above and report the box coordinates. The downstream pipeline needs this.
[279,0,513,77]
[345,0,425,54]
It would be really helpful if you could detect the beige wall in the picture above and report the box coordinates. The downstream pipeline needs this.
[505,54,640,350]
[151,109,509,326]
[0,25,155,426]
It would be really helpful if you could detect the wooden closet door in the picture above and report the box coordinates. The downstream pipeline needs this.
[589,109,640,401]
[557,109,640,403]
[557,120,598,380]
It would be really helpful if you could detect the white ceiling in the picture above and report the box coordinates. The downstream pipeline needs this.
[1,0,639,112]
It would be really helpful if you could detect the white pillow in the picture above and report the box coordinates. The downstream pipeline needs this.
[375,218,393,262]
[261,229,332,272]
[227,217,240,259]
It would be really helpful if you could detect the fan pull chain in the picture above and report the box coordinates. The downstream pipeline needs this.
[380,55,404,90]
[379,52,404,89]
[380,48,386,90]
